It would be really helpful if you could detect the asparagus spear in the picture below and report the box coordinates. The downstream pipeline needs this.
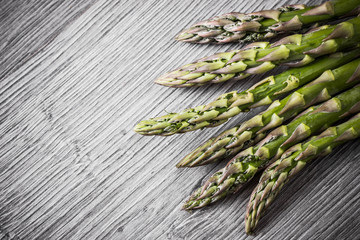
[156,16,360,87]
[183,86,360,210]
[176,0,360,44]
[245,113,360,234]
[178,58,360,167]
[135,49,360,136]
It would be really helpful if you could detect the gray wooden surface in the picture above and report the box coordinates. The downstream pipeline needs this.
[0,0,359,239]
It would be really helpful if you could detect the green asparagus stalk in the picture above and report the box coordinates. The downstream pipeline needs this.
[176,0,360,44]
[183,86,360,210]
[178,58,360,167]
[157,16,360,87]
[135,49,360,136]
[245,113,360,234]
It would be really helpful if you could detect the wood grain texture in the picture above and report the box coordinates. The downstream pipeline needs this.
[0,0,359,239]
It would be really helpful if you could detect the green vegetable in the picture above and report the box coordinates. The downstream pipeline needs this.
[176,0,360,44]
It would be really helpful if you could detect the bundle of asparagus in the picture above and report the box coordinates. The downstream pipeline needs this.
[176,0,360,44]
[157,16,360,87]
[134,0,360,234]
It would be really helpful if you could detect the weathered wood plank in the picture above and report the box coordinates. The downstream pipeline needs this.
[0,0,359,239]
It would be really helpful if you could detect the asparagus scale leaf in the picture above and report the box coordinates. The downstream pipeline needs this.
[176,0,360,44]
[183,86,360,210]
[178,57,360,167]
[245,112,360,234]
[135,49,360,136]
[157,16,360,87]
